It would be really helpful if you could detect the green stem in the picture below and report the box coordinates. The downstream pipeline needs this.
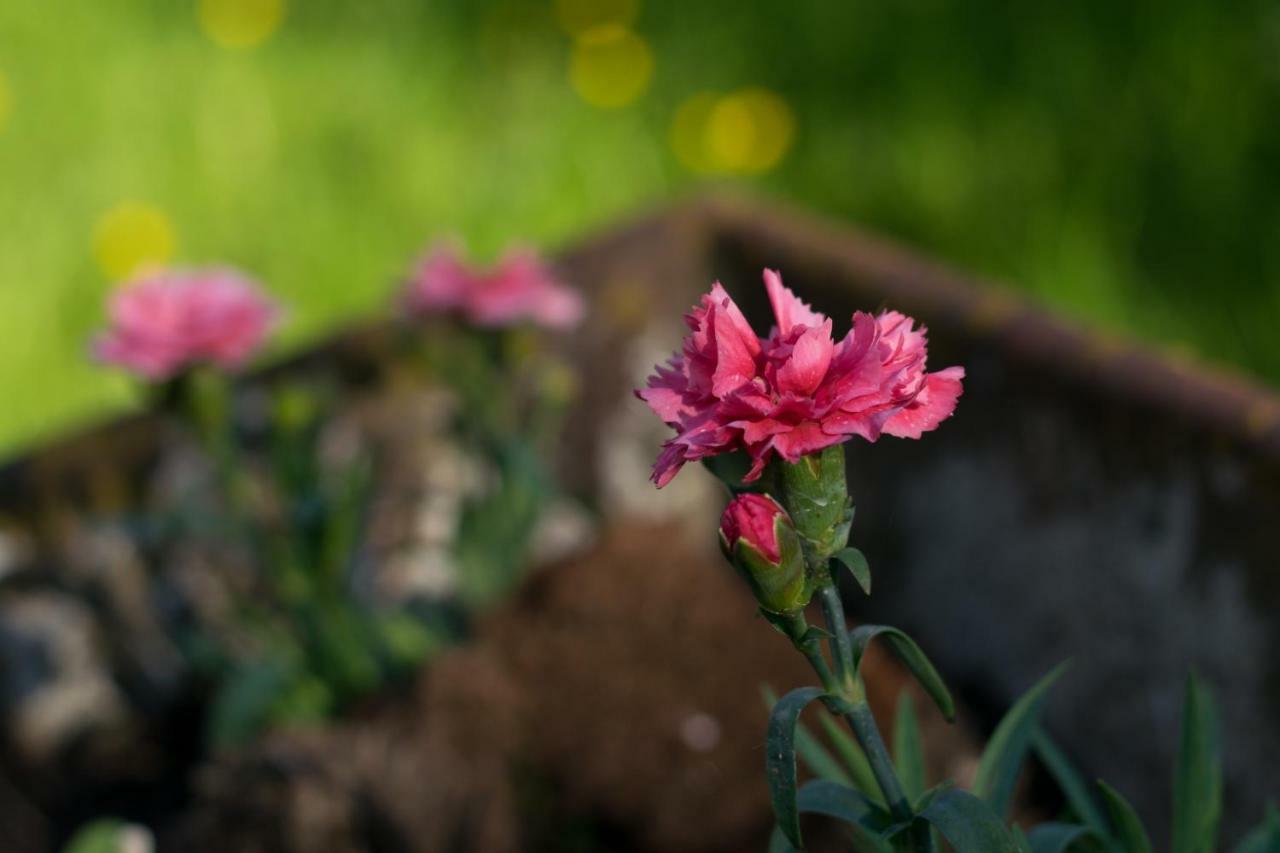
[818,583,933,853]
[818,584,857,694]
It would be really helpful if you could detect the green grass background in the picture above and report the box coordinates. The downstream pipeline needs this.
[1,0,1278,456]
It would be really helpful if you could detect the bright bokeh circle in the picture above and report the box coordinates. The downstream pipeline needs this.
[670,87,796,175]
[198,0,287,50]
[568,25,654,109]
[92,202,176,281]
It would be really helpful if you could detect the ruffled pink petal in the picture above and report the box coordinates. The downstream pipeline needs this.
[775,319,834,396]
[882,366,965,438]
[708,284,762,397]
[764,269,825,336]
[768,421,845,463]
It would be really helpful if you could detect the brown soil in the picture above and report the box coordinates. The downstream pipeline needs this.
[169,522,974,853]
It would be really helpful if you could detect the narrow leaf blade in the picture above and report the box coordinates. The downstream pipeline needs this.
[1232,804,1280,853]
[1026,822,1094,853]
[762,686,852,786]
[797,779,894,838]
[916,788,1022,853]
[833,547,872,595]
[1098,781,1153,853]
[973,662,1070,817]
[1172,672,1221,853]
[1032,728,1110,837]
[893,692,926,802]
[767,686,828,848]
[850,625,955,722]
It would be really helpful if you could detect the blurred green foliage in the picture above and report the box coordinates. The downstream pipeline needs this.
[1,0,1278,454]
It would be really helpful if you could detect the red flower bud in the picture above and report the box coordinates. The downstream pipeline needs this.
[719,494,809,614]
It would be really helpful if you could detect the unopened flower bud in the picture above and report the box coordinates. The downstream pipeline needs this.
[719,494,809,614]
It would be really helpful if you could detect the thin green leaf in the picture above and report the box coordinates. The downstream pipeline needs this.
[849,625,955,722]
[833,547,872,595]
[1097,781,1152,853]
[797,779,895,843]
[1172,672,1221,853]
[893,692,926,802]
[1032,728,1110,837]
[974,662,1070,817]
[762,686,853,786]
[1026,822,1094,853]
[913,788,1022,853]
[1013,825,1035,853]
[768,824,797,853]
[767,686,828,848]
[817,708,885,805]
[1233,804,1280,853]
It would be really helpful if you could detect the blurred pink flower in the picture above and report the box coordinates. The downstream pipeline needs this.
[403,244,584,331]
[93,269,279,380]
[638,269,964,487]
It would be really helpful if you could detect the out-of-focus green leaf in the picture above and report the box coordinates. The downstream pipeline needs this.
[973,662,1069,817]
[832,547,872,595]
[849,625,955,722]
[375,611,442,668]
[909,788,1021,853]
[1026,822,1094,853]
[893,692,926,802]
[1172,672,1221,853]
[1032,728,1110,837]
[766,686,828,848]
[1233,804,1280,853]
[1097,781,1152,853]
[207,657,296,749]
[61,820,151,853]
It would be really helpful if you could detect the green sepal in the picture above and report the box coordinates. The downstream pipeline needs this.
[766,686,829,849]
[850,624,956,722]
[974,662,1070,817]
[724,514,810,615]
[702,450,771,494]
[774,445,853,567]
[833,547,872,595]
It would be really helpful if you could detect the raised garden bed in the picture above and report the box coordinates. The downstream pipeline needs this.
[1,194,1278,851]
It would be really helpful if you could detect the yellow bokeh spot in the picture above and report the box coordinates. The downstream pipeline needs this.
[92,203,176,281]
[670,92,720,173]
[0,72,10,132]
[670,88,797,175]
[198,0,286,50]
[568,25,653,109]
[554,0,639,38]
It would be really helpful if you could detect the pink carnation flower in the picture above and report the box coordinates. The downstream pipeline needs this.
[637,269,964,487]
[402,243,584,331]
[93,268,279,381]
